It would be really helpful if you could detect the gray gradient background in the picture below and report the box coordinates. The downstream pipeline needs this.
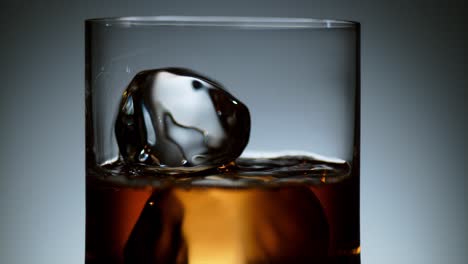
[0,0,467,264]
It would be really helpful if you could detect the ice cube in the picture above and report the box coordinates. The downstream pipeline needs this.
[124,190,187,263]
[115,68,250,173]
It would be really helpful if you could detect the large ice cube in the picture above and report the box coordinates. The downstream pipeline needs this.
[115,68,250,173]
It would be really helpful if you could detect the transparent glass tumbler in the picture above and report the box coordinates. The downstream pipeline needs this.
[85,16,360,264]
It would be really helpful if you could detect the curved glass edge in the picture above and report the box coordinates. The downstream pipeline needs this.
[85,16,359,29]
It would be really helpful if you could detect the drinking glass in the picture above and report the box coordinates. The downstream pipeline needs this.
[85,16,360,264]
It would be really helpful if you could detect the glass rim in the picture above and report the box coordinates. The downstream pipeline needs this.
[85,16,359,28]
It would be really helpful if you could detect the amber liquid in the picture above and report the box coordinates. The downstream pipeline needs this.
[86,159,360,264]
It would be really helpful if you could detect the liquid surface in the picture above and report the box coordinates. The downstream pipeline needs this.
[86,156,360,264]
[92,154,351,187]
